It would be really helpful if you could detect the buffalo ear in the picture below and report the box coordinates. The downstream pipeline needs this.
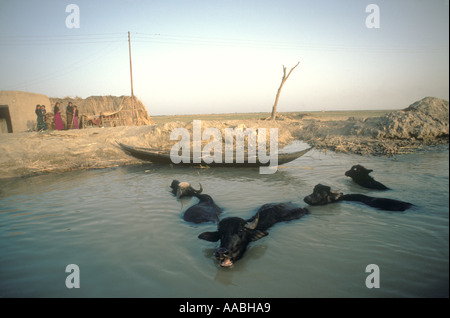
[198,231,220,242]
[250,230,268,242]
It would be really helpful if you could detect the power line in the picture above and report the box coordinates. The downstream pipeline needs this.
[0,33,126,46]
[6,42,124,91]
[0,31,446,52]
[131,32,447,53]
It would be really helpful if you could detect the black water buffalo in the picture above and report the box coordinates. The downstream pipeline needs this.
[183,194,222,224]
[345,165,390,190]
[198,202,308,267]
[304,184,413,212]
[170,180,203,198]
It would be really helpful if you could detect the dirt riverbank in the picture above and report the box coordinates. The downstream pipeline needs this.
[0,97,448,180]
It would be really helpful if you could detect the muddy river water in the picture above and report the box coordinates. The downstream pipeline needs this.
[0,142,448,297]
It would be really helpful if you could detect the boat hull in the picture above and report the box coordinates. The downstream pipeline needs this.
[117,142,312,167]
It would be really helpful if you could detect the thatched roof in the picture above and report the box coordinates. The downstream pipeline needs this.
[49,95,152,126]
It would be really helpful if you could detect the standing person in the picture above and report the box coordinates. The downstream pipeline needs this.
[41,105,47,118]
[54,102,65,130]
[73,105,79,129]
[66,102,74,129]
[35,104,46,131]
[40,105,48,131]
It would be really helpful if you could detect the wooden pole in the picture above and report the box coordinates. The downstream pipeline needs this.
[128,31,136,125]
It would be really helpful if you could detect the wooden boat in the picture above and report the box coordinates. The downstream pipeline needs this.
[117,142,312,167]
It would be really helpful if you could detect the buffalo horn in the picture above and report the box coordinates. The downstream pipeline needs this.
[193,183,203,194]
[245,213,260,230]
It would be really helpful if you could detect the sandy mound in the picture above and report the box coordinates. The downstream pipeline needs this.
[295,97,449,155]
[357,97,449,140]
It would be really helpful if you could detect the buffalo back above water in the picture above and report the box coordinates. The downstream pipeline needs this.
[304,183,413,211]
[183,194,222,224]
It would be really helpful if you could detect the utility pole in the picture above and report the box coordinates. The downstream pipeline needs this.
[128,31,136,125]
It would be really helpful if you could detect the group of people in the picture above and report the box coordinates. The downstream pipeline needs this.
[35,102,80,131]
[54,101,79,130]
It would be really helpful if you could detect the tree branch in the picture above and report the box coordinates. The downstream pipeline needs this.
[270,61,300,120]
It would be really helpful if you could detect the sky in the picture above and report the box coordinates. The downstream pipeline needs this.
[0,0,448,115]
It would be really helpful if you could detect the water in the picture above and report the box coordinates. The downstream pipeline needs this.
[0,142,448,298]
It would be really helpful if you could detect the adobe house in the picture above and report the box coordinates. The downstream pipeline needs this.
[0,91,51,133]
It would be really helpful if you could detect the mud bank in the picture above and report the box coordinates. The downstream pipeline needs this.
[0,120,295,179]
[0,97,448,180]
[297,97,449,155]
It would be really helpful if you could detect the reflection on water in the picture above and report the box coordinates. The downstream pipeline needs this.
[0,142,448,297]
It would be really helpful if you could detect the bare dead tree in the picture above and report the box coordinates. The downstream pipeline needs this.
[270,61,300,120]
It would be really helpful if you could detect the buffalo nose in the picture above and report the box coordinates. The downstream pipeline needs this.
[215,248,229,258]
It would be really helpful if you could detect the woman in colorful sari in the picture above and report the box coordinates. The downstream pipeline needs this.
[73,105,79,129]
[53,102,65,130]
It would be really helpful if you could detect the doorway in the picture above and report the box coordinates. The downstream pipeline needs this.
[0,105,13,133]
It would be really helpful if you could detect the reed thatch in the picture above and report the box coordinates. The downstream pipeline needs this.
[49,95,152,128]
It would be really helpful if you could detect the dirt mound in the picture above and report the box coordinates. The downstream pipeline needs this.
[294,97,449,156]
[359,97,449,140]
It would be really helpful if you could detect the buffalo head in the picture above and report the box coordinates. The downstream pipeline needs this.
[344,165,390,190]
[304,184,343,206]
[345,164,372,179]
[170,180,203,199]
[198,213,268,267]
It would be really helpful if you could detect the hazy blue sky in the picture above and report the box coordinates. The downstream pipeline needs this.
[0,0,448,115]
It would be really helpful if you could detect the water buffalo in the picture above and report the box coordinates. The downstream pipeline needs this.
[345,165,390,190]
[304,184,413,212]
[198,202,308,267]
[170,180,203,198]
[183,194,222,224]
